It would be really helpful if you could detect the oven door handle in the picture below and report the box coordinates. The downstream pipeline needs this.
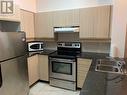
[50,59,75,63]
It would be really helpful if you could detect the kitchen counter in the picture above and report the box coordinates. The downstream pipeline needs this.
[77,52,109,59]
[28,51,109,62]
[80,58,127,95]
[28,49,109,59]
[27,50,56,57]
[77,52,109,69]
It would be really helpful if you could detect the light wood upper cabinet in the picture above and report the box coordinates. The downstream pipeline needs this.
[38,55,49,81]
[35,12,54,38]
[77,58,92,88]
[53,9,80,27]
[20,9,35,38]
[0,5,20,22]
[27,55,39,86]
[80,5,111,39]
[34,5,111,39]
[35,9,79,38]
[80,8,94,38]
[94,6,111,38]
[53,10,66,27]
[73,9,80,26]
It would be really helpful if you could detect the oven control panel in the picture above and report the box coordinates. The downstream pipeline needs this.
[57,42,81,48]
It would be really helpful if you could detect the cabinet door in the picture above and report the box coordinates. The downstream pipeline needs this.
[38,55,49,81]
[79,5,111,39]
[80,7,94,38]
[73,9,80,26]
[27,55,39,86]
[35,12,54,38]
[0,5,20,22]
[53,9,80,27]
[20,10,35,38]
[53,10,67,27]
[94,6,111,38]
[77,58,92,88]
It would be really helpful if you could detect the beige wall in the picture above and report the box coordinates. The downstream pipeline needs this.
[14,0,36,12]
[37,0,112,12]
[110,0,127,57]
[13,0,112,12]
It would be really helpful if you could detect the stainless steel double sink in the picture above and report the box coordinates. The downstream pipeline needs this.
[95,58,127,75]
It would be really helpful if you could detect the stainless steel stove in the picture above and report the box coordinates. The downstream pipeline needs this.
[49,42,81,90]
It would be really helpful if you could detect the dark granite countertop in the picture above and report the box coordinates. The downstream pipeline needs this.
[28,51,109,59]
[27,50,56,57]
[80,58,127,95]
[77,52,109,59]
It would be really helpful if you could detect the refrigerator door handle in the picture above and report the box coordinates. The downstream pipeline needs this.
[0,64,2,88]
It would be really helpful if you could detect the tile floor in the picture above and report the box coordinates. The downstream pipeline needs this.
[29,82,80,95]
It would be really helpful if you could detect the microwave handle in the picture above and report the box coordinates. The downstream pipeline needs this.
[0,64,2,88]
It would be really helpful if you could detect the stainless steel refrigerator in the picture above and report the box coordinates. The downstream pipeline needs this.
[0,32,29,95]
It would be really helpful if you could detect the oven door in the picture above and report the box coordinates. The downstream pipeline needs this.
[50,58,76,81]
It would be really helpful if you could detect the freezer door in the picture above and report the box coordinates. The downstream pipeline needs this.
[0,32,26,61]
[0,64,2,87]
[0,64,4,95]
[0,55,29,95]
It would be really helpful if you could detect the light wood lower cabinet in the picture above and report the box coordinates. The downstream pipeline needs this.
[27,55,39,86]
[27,55,92,88]
[77,58,92,88]
[38,55,49,81]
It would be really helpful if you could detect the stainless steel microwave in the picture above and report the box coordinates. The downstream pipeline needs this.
[27,41,44,52]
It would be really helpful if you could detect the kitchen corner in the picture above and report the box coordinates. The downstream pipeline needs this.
[80,58,127,95]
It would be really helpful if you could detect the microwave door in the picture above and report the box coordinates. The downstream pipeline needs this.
[30,44,40,49]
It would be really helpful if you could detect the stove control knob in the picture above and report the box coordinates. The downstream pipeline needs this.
[75,44,79,46]
[58,43,62,46]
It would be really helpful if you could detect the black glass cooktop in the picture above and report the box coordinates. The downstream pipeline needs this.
[49,51,80,59]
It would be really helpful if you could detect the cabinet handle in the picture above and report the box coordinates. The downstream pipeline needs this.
[0,64,2,88]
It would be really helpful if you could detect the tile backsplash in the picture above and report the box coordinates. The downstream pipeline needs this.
[44,41,57,50]
[44,32,110,53]
[44,41,110,53]
[81,42,110,53]
[56,32,80,42]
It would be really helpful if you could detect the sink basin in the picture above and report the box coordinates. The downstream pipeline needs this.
[95,59,126,74]
[98,60,114,65]
[96,65,120,73]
